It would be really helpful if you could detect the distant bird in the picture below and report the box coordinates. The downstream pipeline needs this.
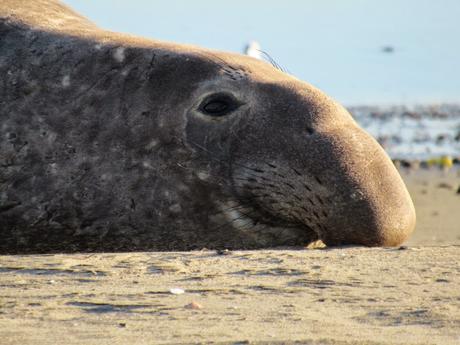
[382,45,395,53]
[244,40,263,60]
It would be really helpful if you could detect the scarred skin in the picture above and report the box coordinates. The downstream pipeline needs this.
[0,1,416,253]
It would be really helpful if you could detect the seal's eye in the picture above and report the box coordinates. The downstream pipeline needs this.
[199,93,239,117]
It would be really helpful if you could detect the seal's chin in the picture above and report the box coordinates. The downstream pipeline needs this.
[220,204,320,247]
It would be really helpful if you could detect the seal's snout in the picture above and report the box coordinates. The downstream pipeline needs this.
[230,81,415,248]
[316,125,416,247]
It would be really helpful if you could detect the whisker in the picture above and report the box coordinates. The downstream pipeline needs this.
[258,50,287,73]
[210,202,252,216]
[228,133,287,173]
[184,138,262,173]
[208,209,258,234]
[174,137,268,188]
[196,51,234,72]
[236,219,259,231]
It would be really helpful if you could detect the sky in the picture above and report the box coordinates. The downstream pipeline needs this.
[64,0,460,106]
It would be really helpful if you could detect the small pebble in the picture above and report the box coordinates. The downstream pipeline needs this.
[169,288,185,295]
[185,301,203,310]
[437,182,453,190]
[118,323,126,328]
[435,278,449,283]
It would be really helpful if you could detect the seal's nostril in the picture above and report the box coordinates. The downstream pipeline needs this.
[306,126,315,135]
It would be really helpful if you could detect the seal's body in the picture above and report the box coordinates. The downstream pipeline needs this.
[0,1,415,253]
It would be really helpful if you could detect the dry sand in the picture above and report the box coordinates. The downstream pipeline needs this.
[0,169,459,345]
[403,168,460,246]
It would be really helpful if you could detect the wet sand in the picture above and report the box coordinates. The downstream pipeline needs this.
[0,169,459,345]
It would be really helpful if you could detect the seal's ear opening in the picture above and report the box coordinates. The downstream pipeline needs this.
[198,93,241,117]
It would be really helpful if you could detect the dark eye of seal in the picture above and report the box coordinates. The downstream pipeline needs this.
[199,93,240,117]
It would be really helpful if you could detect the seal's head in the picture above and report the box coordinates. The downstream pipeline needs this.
[163,51,416,247]
[0,0,415,251]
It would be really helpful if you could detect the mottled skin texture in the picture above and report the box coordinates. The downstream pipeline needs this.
[0,1,416,253]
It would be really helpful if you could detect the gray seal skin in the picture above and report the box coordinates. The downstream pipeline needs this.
[0,1,416,253]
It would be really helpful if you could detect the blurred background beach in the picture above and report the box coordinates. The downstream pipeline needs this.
[63,0,460,245]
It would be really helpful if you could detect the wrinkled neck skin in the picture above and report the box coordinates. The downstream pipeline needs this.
[0,1,415,253]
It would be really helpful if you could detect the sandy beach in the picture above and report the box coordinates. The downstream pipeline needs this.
[0,169,459,345]
[403,168,460,246]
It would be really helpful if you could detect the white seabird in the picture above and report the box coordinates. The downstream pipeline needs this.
[244,41,262,60]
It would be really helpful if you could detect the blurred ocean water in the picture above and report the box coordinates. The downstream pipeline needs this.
[350,105,460,160]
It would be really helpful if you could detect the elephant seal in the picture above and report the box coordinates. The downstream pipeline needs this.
[0,0,416,253]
